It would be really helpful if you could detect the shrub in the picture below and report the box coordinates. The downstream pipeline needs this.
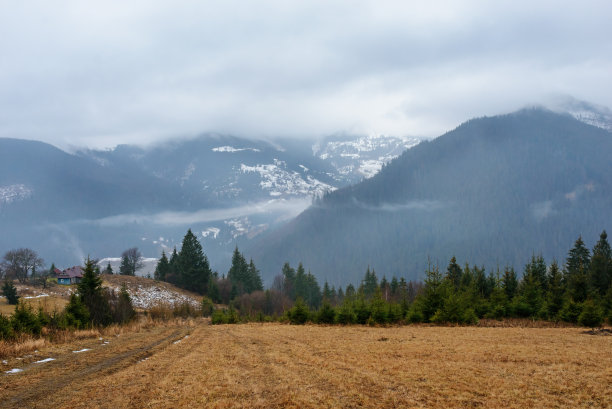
[0,314,14,340]
[288,298,310,325]
[578,300,603,329]
[316,302,336,324]
[387,303,404,324]
[11,302,42,336]
[64,294,90,329]
[201,296,214,317]
[211,307,239,325]
[406,306,424,323]
[335,302,356,325]
[353,298,371,324]
[559,299,582,323]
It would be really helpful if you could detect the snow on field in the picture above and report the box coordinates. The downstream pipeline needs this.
[23,294,49,299]
[5,368,23,374]
[173,335,189,344]
[109,284,200,309]
[34,358,55,364]
[73,349,91,353]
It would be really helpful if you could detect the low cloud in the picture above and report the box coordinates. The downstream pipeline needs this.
[76,198,312,227]
[1,1,611,149]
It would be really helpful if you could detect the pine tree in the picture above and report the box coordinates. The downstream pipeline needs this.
[154,251,170,281]
[103,262,113,275]
[589,230,612,297]
[361,267,378,299]
[502,267,518,300]
[166,247,179,285]
[323,281,332,302]
[177,229,212,294]
[247,259,263,293]
[547,260,565,319]
[2,279,19,305]
[227,246,248,296]
[446,256,463,290]
[294,263,307,301]
[77,257,111,326]
[565,236,591,302]
[525,255,548,293]
[281,262,296,299]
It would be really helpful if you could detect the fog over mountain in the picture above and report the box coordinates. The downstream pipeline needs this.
[0,131,416,273]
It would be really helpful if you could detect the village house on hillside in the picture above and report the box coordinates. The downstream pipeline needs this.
[57,266,84,285]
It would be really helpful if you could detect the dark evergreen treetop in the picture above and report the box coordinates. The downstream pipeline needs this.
[589,230,612,296]
[566,236,591,278]
[154,251,170,281]
[177,229,212,294]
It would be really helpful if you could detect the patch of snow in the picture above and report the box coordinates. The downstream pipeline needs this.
[2,360,7,365]
[173,335,189,344]
[5,368,23,374]
[240,159,334,198]
[201,227,220,239]
[212,146,261,153]
[34,358,55,364]
[0,184,33,206]
[72,348,91,353]
[358,160,384,179]
[299,165,309,172]
[23,294,49,299]
[109,285,200,310]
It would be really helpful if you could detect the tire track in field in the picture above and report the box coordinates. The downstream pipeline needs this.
[3,326,190,409]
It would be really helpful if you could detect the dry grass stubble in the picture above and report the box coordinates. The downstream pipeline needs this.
[54,323,611,409]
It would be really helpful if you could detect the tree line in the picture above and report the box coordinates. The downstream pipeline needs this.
[216,232,610,327]
[151,228,610,327]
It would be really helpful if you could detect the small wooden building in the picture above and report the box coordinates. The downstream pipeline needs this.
[57,266,84,285]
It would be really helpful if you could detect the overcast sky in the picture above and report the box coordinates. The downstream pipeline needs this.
[1,0,611,149]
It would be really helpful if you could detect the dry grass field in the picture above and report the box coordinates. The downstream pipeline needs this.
[0,295,68,316]
[1,322,610,408]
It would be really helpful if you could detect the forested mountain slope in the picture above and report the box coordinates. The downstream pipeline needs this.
[250,109,612,286]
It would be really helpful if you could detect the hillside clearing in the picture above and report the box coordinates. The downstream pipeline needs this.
[1,323,610,408]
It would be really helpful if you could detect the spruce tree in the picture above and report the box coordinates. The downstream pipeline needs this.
[103,262,113,275]
[247,259,263,293]
[2,279,19,305]
[227,246,248,295]
[446,256,463,290]
[547,260,565,319]
[525,255,548,293]
[589,230,612,297]
[565,236,591,302]
[361,267,378,299]
[281,262,296,299]
[167,247,179,285]
[177,229,212,294]
[77,257,111,326]
[502,267,519,300]
[154,251,170,281]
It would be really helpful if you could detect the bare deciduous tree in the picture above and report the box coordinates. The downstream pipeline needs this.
[2,248,44,283]
[119,247,144,276]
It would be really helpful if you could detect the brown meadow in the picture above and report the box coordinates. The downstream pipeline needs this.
[1,322,610,408]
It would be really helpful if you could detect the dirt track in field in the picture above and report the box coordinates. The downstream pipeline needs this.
[0,324,191,409]
[1,323,611,408]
